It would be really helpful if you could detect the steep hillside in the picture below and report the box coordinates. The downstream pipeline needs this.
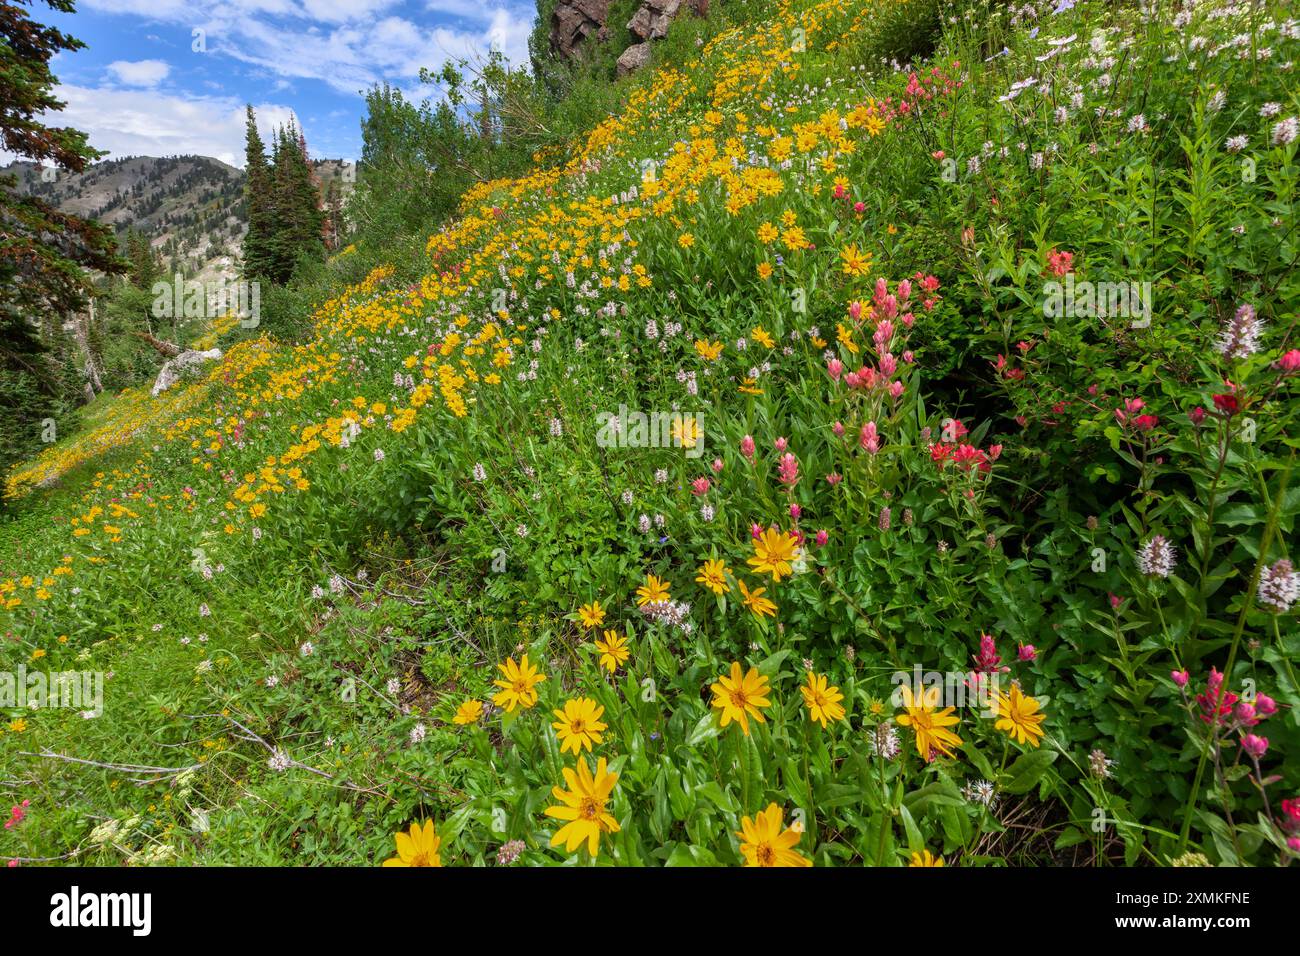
[1,0,1298,869]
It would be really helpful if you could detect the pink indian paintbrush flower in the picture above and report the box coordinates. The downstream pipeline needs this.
[1240,734,1269,758]
[814,529,829,546]
[691,477,711,496]
[777,453,799,488]
[740,435,755,460]
[859,421,881,454]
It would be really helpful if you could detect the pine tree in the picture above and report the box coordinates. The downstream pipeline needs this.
[241,105,276,282]
[0,0,126,485]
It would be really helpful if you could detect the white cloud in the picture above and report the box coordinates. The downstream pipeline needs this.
[84,0,537,86]
[51,85,299,167]
[106,59,172,87]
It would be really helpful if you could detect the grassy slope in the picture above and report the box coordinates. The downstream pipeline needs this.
[2,0,1298,866]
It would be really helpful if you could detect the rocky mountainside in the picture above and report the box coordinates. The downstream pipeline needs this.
[4,155,352,283]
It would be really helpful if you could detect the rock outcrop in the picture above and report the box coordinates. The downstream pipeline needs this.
[616,41,654,77]
[151,348,223,397]
[551,0,611,59]
[551,0,712,74]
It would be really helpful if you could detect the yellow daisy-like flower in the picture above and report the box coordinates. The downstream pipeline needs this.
[747,527,800,582]
[757,261,773,280]
[757,222,779,244]
[594,630,629,673]
[551,697,607,755]
[710,661,771,735]
[491,654,546,712]
[993,683,1046,747]
[452,699,483,725]
[909,849,944,867]
[695,558,731,595]
[737,803,811,867]
[895,683,963,761]
[678,232,695,248]
[800,672,846,728]
[840,243,873,277]
[577,601,605,629]
[738,579,777,619]
[382,819,442,867]
[738,377,765,396]
[694,339,723,361]
[636,574,670,606]
[751,326,776,349]
[545,756,620,857]
[671,415,701,449]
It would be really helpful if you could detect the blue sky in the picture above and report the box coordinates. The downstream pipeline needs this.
[31,0,538,167]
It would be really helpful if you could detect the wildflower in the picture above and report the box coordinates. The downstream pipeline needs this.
[1241,734,1269,758]
[1171,670,1189,688]
[373,448,385,462]
[815,529,829,546]
[1272,117,1299,146]
[1196,668,1238,725]
[695,558,731,595]
[1089,749,1114,779]
[452,699,483,725]
[710,661,772,734]
[869,722,900,759]
[776,453,799,487]
[382,819,442,867]
[1257,559,1298,613]
[962,779,998,809]
[740,435,756,460]
[801,672,846,728]
[1212,393,1240,416]
[993,683,1046,747]
[1217,303,1264,359]
[577,601,606,629]
[472,463,486,482]
[491,654,546,712]
[1136,535,1177,578]
[840,244,873,278]
[409,722,426,745]
[736,804,811,867]
[496,840,525,866]
[545,756,620,857]
[594,630,629,672]
[909,849,944,867]
[895,684,963,760]
[1045,249,1074,277]
[738,579,777,619]
[748,527,800,581]
[267,749,291,772]
[635,574,670,606]
[551,697,607,755]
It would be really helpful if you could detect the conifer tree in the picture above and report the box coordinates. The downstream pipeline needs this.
[0,0,125,486]
[241,105,276,282]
